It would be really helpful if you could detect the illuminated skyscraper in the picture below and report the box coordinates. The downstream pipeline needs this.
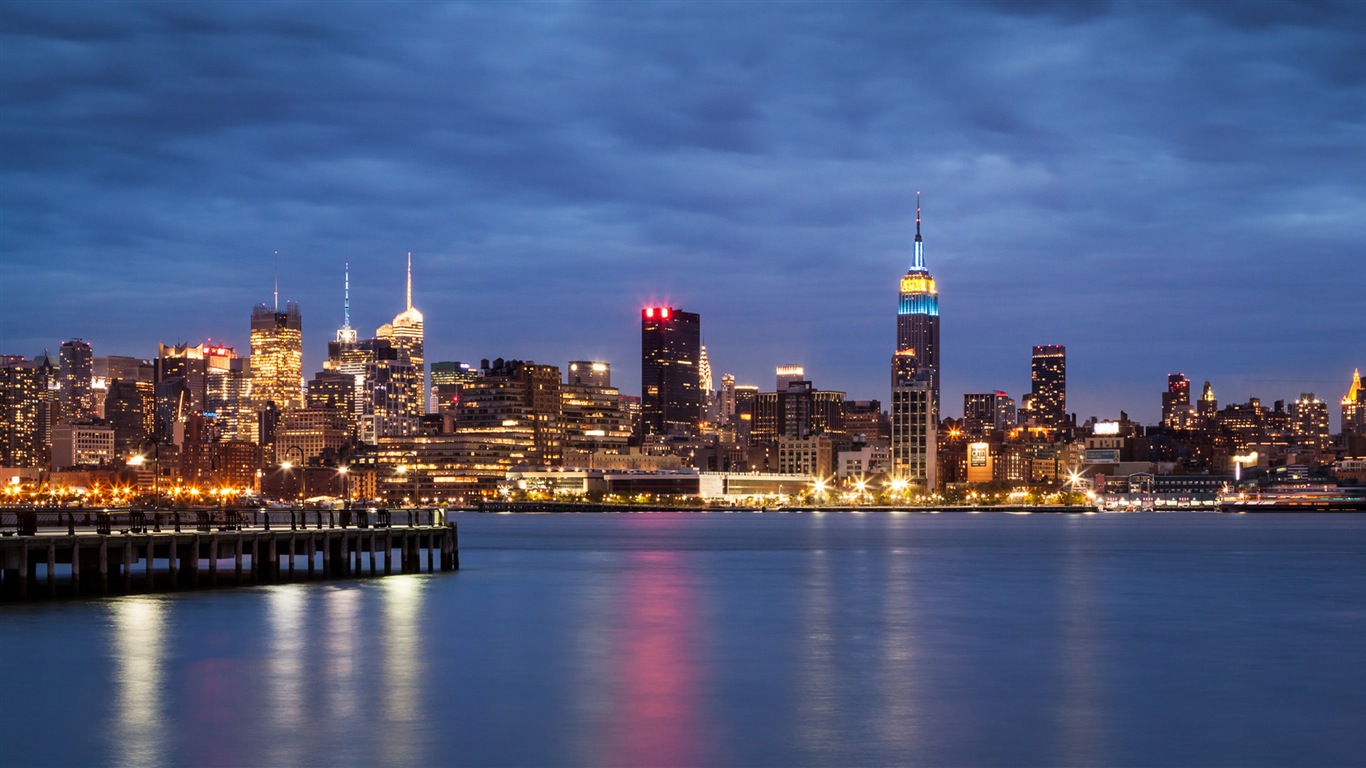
[1343,369,1364,439]
[377,252,426,413]
[1288,393,1330,451]
[567,361,611,388]
[892,195,940,415]
[1030,345,1067,429]
[59,338,93,422]
[892,369,937,491]
[250,301,303,412]
[641,306,702,436]
[1162,373,1193,427]
[891,196,940,490]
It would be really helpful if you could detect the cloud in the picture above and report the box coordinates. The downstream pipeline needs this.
[1,0,1362,425]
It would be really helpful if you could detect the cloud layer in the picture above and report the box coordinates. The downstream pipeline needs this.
[3,1,1362,425]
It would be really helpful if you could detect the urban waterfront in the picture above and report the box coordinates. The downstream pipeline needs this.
[2,511,1363,767]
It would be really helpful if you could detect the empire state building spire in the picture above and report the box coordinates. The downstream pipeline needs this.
[406,251,413,311]
[912,192,925,271]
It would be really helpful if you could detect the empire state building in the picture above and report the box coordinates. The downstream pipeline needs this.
[892,195,940,410]
[890,195,940,491]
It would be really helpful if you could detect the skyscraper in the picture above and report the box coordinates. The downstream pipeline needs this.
[1342,369,1364,440]
[59,338,93,422]
[1030,345,1067,429]
[892,195,940,415]
[249,301,303,412]
[376,253,426,413]
[641,306,702,436]
[892,369,937,491]
[1162,373,1192,427]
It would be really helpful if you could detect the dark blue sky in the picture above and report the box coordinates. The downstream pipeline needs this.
[2,1,1362,426]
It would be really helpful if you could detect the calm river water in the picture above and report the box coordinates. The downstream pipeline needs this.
[2,511,1364,767]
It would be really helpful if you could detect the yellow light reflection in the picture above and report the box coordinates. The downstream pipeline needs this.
[111,597,168,768]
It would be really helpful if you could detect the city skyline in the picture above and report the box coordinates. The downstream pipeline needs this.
[3,2,1362,425]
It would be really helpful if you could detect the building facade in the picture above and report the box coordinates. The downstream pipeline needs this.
[641,306,703,436]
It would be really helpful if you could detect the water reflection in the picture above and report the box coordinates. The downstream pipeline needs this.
[324,586,361,726]
[380,577,425,765]
[605,550,709,767]
[798,547,838,760]
[265,585,307,766]
[110,597,168,768]
[879,546,918,756]
[1058,522,1105,763]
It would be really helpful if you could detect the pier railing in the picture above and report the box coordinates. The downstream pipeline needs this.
[0,507,446,537]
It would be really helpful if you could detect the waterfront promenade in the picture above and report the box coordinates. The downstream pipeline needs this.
[0,507,458,601]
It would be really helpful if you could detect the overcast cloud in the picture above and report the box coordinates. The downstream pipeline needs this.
[2,1,1362,425]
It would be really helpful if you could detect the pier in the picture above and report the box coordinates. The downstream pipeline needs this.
[0,507,458,602]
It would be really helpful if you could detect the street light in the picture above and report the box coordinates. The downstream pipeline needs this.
[337,465,350,509]
[283,446,304,504]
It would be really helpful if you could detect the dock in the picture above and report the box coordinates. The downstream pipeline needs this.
[0,507,458,602]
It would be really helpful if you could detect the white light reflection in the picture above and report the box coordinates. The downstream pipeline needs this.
[1058,521,1105,763]
[111,597,168,768]
[265,585,308,766]
[325,587,361,725]
[878,545,918,755]
[380,577,426,765]
[798,545,838,760]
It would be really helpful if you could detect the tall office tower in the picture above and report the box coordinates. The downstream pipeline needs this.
[1343,369,1364,439]
[1197,380,1218,420]
[892,195,940,416]
[699,346,714,395]
[1287,393,1330,451]
[0,359,45,467]
[892,370,938,491]
[376,253,426,413]
[567,361,611,388]
[431,361,478,412]
[775,365,805,393]
[156,343,208,413]
[205,350,249,442]
[1162,373,1193,427]
[641,306,702,436]
[104,378,154,455]
[963,391,1016,436]
[733,384,759,441]
[59,338,94,422]
[719,374,737,425]
[1030,345,1067,429]
[360,340,422,443]
[250,301,303,411]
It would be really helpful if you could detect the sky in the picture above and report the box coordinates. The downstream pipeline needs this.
[2,1,1362,428]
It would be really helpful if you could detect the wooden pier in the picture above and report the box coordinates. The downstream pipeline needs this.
[0,507,458,602]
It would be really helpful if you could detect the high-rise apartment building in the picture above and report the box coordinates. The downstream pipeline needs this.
[376,253,426,414]
[641,306,702,436]
[1288,393,1330,451]
[1163,373,1193,427]
[250,301,303,411]
[1,359,46,467]
[891,371,937,491]
[1030,345,1067,429]
[892,197,940,415]
[59,338,93,423]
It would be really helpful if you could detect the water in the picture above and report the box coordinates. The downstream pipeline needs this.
[2,511,1364,767]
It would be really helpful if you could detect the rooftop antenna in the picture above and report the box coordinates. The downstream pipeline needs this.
[273,250,280,312]
[912,192,925,270]
[406,251,413,310]
[344,261,352,329]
